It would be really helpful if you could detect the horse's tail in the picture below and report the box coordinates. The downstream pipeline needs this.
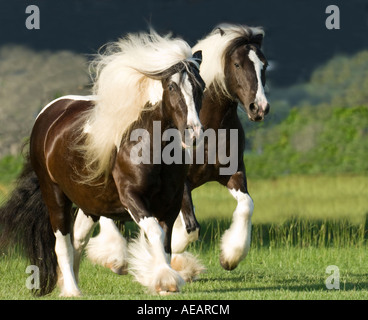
[0,156,58,296]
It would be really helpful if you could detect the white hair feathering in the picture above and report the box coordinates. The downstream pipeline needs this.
[74,30,193,183]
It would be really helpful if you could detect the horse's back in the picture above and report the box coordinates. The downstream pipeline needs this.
[34,96,95,131]
[30,96,92,179]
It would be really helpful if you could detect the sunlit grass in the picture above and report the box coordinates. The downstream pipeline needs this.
[2,169,367,225]
[192,175,368,224]
[1,174,368,299]
[1,246,367,300]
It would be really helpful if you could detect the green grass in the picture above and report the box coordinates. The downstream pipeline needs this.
[192,175,368,224]
[1,246,367,300]
[1,174,368,299]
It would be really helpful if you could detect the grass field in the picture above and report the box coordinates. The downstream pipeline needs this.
[193,175,368,224]
[0,175,368,300]
[1,246,367,300]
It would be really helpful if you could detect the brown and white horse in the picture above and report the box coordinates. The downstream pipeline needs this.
[0,30,204,296]
[181,24,270,270]
[84,24,270,275]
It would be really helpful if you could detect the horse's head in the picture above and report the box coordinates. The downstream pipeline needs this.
[223,30,270,122]
[161,51,205,143]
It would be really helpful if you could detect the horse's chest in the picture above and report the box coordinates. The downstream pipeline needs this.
[144,164,187,211]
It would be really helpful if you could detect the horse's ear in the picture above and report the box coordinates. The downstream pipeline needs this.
[192,50,202,66]
[252,33,264,47]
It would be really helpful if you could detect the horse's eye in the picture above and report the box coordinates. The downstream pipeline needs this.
[168,84,174,91]
[234,63,240,69]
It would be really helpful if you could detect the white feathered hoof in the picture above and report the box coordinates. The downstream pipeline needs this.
[57,268,82,297]
[171,252,206,282]
[106,262,128,275]
[128,231,184,294]
[131,263,184,294]
[219,251,241,271]
[153,265,185,295]
[219,228,249,271]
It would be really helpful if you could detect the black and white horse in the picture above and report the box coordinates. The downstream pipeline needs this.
[82,24,270,276]
[0,30,204,296]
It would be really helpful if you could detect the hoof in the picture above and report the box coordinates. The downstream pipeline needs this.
[151,266,184,294]
[128,230,184,294]
[107,262,128,275]
[171,252,206,282]
[158,291,179,296]
[59,289,82,297]
[57,269,82,297]
[219,228,249,271]
[156,283,180,295]
[219,253,239,271]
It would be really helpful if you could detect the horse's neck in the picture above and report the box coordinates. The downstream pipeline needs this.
[136,102,170,132]
[200,85,239,130]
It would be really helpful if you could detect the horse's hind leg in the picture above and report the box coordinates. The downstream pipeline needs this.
[171,182,200,253]
[43,183,81,297]
[219,170,254,271]
[73,209,99,282]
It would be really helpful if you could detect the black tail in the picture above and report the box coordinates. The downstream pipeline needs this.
[0,157,58,296]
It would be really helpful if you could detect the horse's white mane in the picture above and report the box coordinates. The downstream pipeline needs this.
[76,30,193,183]
[192,23,265,97]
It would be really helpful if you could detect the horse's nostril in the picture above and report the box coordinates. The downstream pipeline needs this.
[249,103,258,113]
[264,104,270,115]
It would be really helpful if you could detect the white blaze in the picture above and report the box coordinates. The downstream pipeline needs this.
[248,50,268,111]
[171,72,201,134]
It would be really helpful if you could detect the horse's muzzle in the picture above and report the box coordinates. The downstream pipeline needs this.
[248,102,270,122]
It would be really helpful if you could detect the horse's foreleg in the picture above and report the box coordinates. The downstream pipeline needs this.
[123,190,184,294]
[220,171,254,271]
[171,181,200,253]
[73,209,99,282]
[128,216,184,294]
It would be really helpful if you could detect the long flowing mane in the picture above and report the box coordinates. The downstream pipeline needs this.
[192,23,265,97]
[75,30,193,183]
